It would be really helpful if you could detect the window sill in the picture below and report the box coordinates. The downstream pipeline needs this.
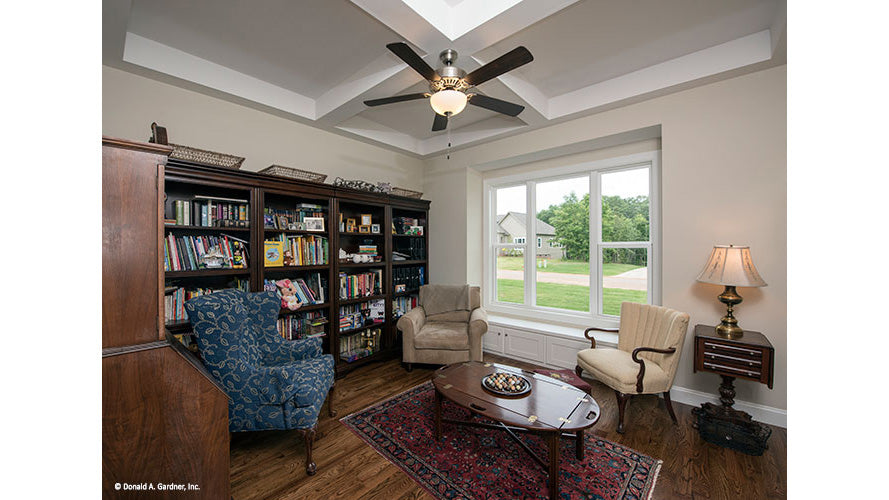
[487,314,619,348]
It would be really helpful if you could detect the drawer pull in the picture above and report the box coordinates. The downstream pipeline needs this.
[703,362,760,378]
[703,342,760,356]
[705,352,761,365]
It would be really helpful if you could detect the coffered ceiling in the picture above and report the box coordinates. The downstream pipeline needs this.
[103,0,786,158]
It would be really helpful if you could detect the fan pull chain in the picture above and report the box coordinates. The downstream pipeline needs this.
[447,124,452,160]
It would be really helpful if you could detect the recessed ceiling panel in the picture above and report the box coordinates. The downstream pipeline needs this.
[128,0,401,99]
[477,0,780,97]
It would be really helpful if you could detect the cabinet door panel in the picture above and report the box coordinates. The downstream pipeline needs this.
[503,329,545,361]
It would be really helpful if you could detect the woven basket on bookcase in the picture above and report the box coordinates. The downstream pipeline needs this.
[169,144,245,169]
[391,187,423,199]
[259,165,328,183]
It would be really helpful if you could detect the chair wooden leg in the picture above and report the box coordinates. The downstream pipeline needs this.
[327,384,337,418]
[301,426,317,475]
[663,390,677,423]
[574,365,583,377]
[614,391,630,434]
[404,362,413,372]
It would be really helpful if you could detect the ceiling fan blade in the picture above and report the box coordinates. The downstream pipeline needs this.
[387,42,438,81]
[363,93,428,107]
[464,46,533,86]
[468,94,525,117]
[432,113,448,132]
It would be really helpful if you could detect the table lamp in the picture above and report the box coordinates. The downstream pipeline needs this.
[696,245,767,339]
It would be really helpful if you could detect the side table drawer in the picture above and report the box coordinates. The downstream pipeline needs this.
[695,337,773,387]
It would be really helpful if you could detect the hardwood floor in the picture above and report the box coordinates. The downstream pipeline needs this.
[230,354,786,499]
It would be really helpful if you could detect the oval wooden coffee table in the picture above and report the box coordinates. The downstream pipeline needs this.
[432,361,601,500]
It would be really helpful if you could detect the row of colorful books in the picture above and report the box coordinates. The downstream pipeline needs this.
[338,299,385,332]
[263,273,327,305]
[276,312,327,341]
[339,269,383,299]
[168,197,250,227]
[392,295,418,319]
[264,235,328,266]
[164,233,249,271]
[339,328,382,363]
[164,280,249,322]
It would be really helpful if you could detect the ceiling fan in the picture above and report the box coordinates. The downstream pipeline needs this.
[364,42,533,132]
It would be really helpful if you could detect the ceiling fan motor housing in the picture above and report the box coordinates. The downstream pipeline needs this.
[431,49,469,92]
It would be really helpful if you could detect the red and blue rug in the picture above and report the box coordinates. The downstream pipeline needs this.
[341,382,661,500]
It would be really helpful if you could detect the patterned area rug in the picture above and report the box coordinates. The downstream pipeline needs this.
[341,382,661,500]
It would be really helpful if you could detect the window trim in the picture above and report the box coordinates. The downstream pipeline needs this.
[482,150,661,328]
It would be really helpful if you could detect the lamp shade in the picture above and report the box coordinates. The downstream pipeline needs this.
[429,89,467,116]
[696,245,767,287]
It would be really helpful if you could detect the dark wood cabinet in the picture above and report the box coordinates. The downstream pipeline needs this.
[102,137,231,498]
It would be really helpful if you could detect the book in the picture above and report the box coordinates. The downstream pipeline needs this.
[264,240,284,267]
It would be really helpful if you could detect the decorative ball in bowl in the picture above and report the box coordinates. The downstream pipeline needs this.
[482,372,531,396]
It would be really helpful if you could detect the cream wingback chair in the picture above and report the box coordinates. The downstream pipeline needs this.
[396,284,487,371]
[575,302,690,433]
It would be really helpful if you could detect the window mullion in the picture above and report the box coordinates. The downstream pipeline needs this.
[526,180,536,306]
[590,173,601,317]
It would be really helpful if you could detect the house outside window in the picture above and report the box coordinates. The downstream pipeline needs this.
[484,151,660,326]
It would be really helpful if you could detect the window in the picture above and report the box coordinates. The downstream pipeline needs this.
[484,152,659,323]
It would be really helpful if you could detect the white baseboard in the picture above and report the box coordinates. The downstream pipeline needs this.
[668,385,787,428]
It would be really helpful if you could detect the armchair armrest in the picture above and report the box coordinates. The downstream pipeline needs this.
[582,326,618,349]
[468,308,488,361]
[262,336,323,365]
[630,346,677,393]
[396,306,426,342]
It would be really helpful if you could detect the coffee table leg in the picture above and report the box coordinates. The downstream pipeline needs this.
[576,429,584,461]
[434,388,442,441]
[548,432,559,500]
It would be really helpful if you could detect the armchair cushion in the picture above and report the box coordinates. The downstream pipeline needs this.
[576,347,669,395]
[420,284,470,316]
[415,322,470,350]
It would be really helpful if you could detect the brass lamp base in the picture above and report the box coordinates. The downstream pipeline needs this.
[715,285,744,339]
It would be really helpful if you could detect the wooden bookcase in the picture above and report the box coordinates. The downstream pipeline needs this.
[162,158,429,376]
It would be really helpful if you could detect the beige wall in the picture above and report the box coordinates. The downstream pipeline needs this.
[424,65,786,411]
[102,66,425,190]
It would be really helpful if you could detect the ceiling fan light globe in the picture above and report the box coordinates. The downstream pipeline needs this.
[430,89,467,116]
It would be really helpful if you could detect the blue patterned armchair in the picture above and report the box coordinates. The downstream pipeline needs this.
[185,289,336,475]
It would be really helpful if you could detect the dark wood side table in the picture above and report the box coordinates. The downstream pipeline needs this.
[691,324,774,455]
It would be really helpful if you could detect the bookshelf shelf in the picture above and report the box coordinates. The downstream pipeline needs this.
[163,158,428,377]
[393,289,420,297]
[264,265,329,272]
[338,294,387,305]
[264,229,328,236]
[165,269,250,278]
[339,232,384,237]
[279,302,329,315]
[392,234,425,238]
[337,261,385,268]
[338,323,385,336]
[165,224,251,232]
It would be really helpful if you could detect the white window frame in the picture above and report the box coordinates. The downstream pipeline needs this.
[482,151,661,328]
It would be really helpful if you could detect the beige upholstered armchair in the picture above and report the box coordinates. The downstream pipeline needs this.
[575,302,690,433]
[396,285,487,371]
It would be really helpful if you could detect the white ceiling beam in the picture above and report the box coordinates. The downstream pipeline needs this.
[123,33,316,120]
[548,30,774,120]
[315,55,409,123]
[336,115,421,154]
